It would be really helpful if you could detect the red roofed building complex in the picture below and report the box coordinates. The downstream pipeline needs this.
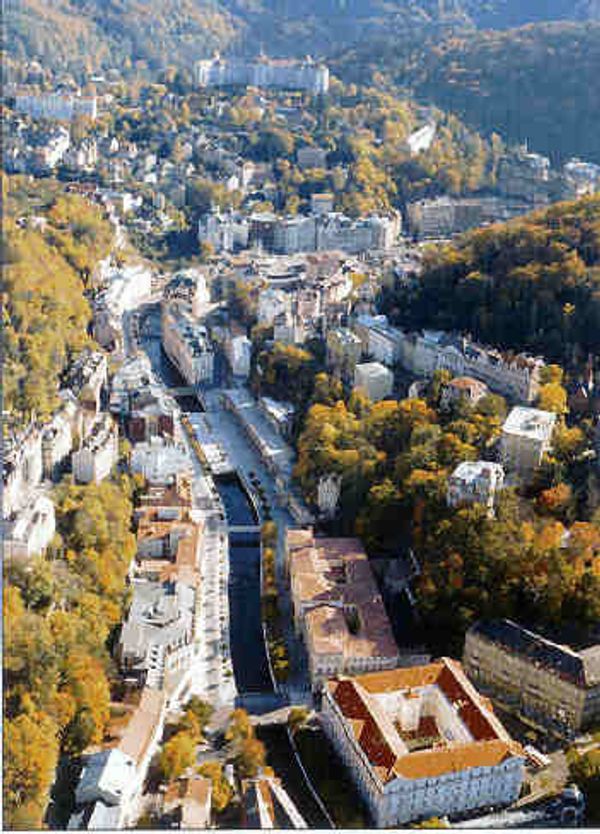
[286,530,410,688]
[322,659,525,826]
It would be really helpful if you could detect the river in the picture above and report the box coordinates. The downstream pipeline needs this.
[139,305,272,696]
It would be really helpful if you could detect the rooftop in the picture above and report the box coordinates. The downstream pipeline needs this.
[450,461,504,483]
[469,619,600,688]
[502,406,557,441]
[326,658,523,785]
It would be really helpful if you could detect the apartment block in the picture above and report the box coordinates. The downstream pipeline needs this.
[464,620,600,735]
[500,406,556,482]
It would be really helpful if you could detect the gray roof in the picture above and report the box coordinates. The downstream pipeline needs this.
[471,619,600,688]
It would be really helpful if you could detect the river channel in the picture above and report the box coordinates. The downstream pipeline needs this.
[139,305,272,695]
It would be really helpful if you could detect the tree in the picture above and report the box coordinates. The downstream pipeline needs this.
[198,761,232,813]
[567,748,600,824]
[287,707,310,734]
[537,382,568,414]
[159,731,196,782]
[225,709,252,745]
[235,736,266,778]
[4,713,59,829]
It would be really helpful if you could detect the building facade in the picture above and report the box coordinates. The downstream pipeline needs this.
[72,414,119,483]
[464,620,600,735]
[322,660,524,826]
[447,461,505,515]
[500,406,557,482]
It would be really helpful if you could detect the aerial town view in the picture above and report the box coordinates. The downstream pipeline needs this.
[2,1,600,830]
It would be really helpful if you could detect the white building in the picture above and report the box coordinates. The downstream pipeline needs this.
[406,122,437,156]
[3,423,43,518]
[3,492,56,561]
[161,304,214,387]
[500,406,557,482]
[322,659,525,826]
[99,263,153,317]
[226,334,252,378]
[36,126,71,168]
[131,439,193,485]
[42,397,77,481]
[165,269,211,316]
[72,414,119,483]
[258,288,292,326]
[195,54,330,94]
[447,461,505,515]
[354,362,394,402]
[317,473,342,519]
[354,315,405,367]
[15,92,98,121]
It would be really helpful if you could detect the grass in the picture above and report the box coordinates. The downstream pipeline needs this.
[294,724,369,829]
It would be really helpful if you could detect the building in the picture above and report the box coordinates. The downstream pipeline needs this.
[405,122,437,156]
[464,620,600,735]
[3,423,43,518]
[130,439,193,485]
[287,531,403,687]
[497,147,551,204]
[163,776,212,829]
[42,395,79,481]
[561,159,600,199]
[407,196,531,240]
[447,461,505,515]
[258,397,295,440]
[242,775,308,829]
[297,146,328,170]
[161,303,214,386]
[500,406,557,482]
[226,333,252,378]
[72,414,119,483]
[310,191,334,214]
[164,269,210,317]
[327,328,363,381]
[354,362,394,402]
[195,54,329,94]
[3,492,56,561]
[64,349,108,415]
[15,91,98,121]
[317,473,342,519]
[441,376,490,410]
[69,689,166,830]
[322,659,525,826]
[199,209,399,255]
[109,353,179,442]
[354,315,405,368]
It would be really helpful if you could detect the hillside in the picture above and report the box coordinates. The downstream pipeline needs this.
[4,0,600,75]
[381,196,600,367]
[335,22,600,163]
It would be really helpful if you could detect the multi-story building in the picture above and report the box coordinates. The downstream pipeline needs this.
[561,159,600,199]
[327,328,363,382]
[354,315,405,368]
[3,492,56,561]
[164,269,211,316]
[447,461,505,515]
[322,659,525,826]
[497,147,551,204]
[406,196,531,240]
[297,146,328,170]
[65,349,108,415]
[195,54,330,94]
[464,620,600,735]
[3,423,43,518]
[500,406,557,482]
[354,362,394,402]
[286,531,404,688]
[131,439,193,486]
[161,304,214,387]
[110,353,179,442]
[41,393,80,481]
[15,91,98,121]
[226,333,253,378]
[72,414,119,483]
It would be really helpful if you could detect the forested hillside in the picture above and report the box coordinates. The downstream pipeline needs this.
[381,196,600,367]
[1,176,113,424]
[335,22,600,162]
[4,478,137,829]
[5,0,599,75]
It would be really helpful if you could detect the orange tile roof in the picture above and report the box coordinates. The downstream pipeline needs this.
[328,659,524,784]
